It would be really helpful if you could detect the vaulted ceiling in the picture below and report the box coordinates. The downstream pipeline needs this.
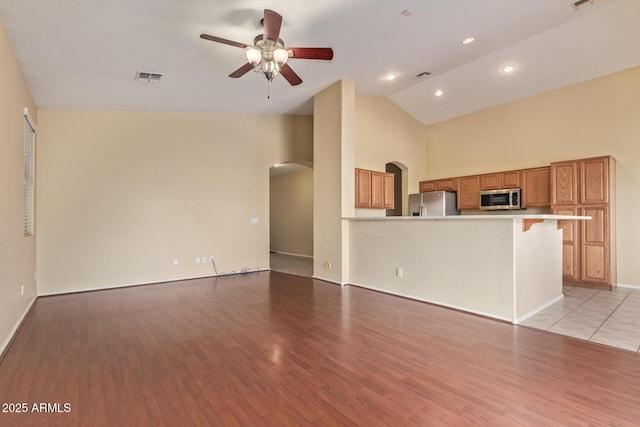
[1,0,639,125]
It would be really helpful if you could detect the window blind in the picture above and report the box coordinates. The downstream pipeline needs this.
[24,108,36,237]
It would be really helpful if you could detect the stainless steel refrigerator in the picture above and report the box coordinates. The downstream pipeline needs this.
[408,191,459,216]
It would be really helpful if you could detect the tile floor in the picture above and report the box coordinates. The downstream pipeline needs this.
[521,285,640,352]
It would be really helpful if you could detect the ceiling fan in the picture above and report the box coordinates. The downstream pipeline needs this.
[200,9,333,86]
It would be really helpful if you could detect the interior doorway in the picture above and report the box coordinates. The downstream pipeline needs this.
[269,162,313,277]
[386,162,408,216]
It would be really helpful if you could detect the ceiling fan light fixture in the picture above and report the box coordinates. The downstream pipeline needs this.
[273,48,289,68]
[246,47,262,67]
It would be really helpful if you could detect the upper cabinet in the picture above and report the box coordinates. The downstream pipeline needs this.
[383,173,395,209]
[581,156,610,204]
[419,181,436,193]
[550,161,579,206]
[480,170,520,191]
[457,176,480,210]
[371,171,385,209]
[355,168,372,208]
[522,167,550,208]
[436,178,458,192]
[355,168,394,209]
[420,178,458,193]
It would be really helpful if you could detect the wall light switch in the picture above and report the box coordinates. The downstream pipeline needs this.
[196,257,201,264]
[173,259,178,266]
[251,218,259,224]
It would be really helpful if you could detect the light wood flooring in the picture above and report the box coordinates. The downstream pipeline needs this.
[2,272,640,426]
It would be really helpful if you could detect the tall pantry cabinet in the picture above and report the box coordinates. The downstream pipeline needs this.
[551,156,616,288]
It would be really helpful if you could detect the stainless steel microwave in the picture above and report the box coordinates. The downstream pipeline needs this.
[479,188,522,210]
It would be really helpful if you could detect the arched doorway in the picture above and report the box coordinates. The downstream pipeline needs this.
[386,161,408,216]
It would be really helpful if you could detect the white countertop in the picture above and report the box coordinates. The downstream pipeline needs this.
[344,214,591,221]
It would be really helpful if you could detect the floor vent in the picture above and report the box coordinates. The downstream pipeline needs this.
[135,71,164,82]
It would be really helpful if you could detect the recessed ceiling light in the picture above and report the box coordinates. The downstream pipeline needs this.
[462,37,475,45]
[501,64,517,73]
[434,89,444,97]
[385,73,399,81]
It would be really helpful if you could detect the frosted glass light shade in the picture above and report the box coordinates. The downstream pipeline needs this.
[246,47,262,66]
[273,48,289,68]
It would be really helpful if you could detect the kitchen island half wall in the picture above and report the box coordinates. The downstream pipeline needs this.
[346,215,589,324]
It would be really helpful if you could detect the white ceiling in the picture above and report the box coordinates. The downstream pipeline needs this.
[1,0,639,125]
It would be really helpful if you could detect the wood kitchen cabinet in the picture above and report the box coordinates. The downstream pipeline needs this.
[355,168,371,208]
[435,178,458,192]
[522,166,550,208]
[355,168,394,209]
[480,170,520,191]
[457,175,480,210]
[551,156,615,288]
[553,206,579,280]
[371,171,384,208]
[550,161,579,206]
[581,156,610,204]
[581,205,610,283]
[419,178,458,193]
[419,180,436,192]
[383,173,395,209]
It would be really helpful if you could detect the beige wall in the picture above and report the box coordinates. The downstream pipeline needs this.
[425,66,640,287]
[270,167,313,257]
[313,80,355,283]
[36,110,312,294]
[355,95,427,191]
[355,95,427,216]
[0,20,38,354]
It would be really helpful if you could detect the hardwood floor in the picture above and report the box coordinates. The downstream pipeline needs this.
[2,272,640,426]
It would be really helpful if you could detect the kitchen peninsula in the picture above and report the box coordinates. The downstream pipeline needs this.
[345,214,590,324]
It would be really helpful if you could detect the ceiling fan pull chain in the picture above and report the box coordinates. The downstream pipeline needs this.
[267,80,270,99]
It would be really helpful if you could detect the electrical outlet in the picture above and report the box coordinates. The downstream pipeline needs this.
[251,218,259,224]
[396,268,403,278]
[196,257,201,264]
[173,259,178,266]
[21,285,24,296]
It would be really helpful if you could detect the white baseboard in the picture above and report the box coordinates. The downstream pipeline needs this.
[514,294,564,324]
[312,275,345,286]
[0,296,37,358]
[271,251,313,259]
[617,283,640,290]
[38,268,270,297]
[347,282,513,323]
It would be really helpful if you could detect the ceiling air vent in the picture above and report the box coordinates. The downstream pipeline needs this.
[572,0,595,10]
[135,71,163,82]
[415,71,432,79]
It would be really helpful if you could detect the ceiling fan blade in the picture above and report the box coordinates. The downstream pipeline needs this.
[229,63,254,78]
[200,34,248,49]
[263,9,283,42]
[280,64,303,86]
[287,47,334,61]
